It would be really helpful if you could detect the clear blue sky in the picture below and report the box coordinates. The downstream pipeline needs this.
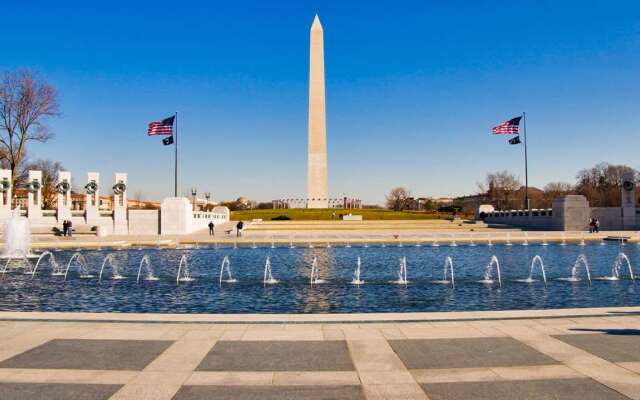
[2,1,639,204]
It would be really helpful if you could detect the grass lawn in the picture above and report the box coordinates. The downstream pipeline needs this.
[230,208,461,221]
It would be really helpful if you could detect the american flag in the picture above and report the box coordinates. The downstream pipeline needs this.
[492,116,522,134]
[147,116,175,136]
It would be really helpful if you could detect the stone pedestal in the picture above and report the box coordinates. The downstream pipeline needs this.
[552,195,590,231]
[0,169,12,218]
[113,173,128,235]
[160,197,193,235]
[56,171,72,223]
[85,172,100,226]
[27,170,42,220]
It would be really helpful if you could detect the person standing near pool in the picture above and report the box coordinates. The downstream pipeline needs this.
[236,221,244,237]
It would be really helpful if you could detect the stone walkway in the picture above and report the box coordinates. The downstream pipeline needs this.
[0,308,639,399]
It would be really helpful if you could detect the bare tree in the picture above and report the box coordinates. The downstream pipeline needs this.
[386,187,411,211]
[22,159,64,209]
[0,70,59,189]
[542,182,574,206]
[478,171,521,210]
[575,162,637,207]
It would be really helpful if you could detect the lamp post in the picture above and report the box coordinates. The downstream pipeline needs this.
[205,192,211,211]
[191,188,197,211]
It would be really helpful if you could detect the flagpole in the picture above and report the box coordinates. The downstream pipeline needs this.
[523,111,529,210]
[174,111,178,197]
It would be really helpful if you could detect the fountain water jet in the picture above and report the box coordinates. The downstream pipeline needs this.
[432,256,454,287]
[63,253,94,281]
[392,256,409,285]
[176,254,194,283]
[557,254,591,284]
[2,208,35,259]
[515,255,547,285]
[219,255,237,284]
[432,234,439,247]
[522,233,529,246]
[310,257,325,285]
[450,234,457,247]
[351,256,364,285]
[1,255,33,277]
[595,253,635,281]
[263,256,278,285]
[136,254,158,284]
[432,256,455,286]
[506,233,512,246]
[31,251,63,278]
[98,253,126,283]
[478,255,501,287]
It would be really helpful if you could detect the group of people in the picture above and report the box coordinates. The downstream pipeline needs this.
[61,220,73,237]
[207,220,244,237]
[589,217,600,233]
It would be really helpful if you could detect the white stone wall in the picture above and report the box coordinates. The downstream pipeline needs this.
[129,210,160,235]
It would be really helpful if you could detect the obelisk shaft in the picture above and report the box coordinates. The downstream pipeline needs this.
[307,15,328,209]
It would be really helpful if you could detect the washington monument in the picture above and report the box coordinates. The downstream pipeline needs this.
[307,15,328,209]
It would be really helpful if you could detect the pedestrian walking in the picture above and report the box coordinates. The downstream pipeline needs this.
[62,220,68,237]
[67,219,73,237]
[208,221,215,236]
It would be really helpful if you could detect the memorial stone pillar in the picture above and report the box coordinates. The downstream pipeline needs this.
[27,170,43,220]
[0,169,12,217]
[85,172,100,226]
[56,171,72,223]
[621,173,637,229]
[113,173,128,235]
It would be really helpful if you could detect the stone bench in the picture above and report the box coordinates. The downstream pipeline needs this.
[31,225,97,236]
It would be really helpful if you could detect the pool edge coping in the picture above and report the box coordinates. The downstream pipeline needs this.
[0,306,638,324]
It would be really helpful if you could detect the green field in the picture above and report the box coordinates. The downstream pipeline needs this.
[230,208,461,221]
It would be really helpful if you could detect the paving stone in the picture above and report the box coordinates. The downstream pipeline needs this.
[196,340,354,371]
[389,337,559,369]
[0,339,173,370]
[422,378,631,400]
[173,385,365,399]
[553,333,640,362]
[0,382,121,400]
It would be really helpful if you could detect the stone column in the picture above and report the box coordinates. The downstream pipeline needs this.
[27,170,43,220]
[85,172,100,226]
[0,169,12,217]
[56,171,72,223]
[160,197,192,235]
[621,172,636,229]
[113,172,128,235]
[552,195,590,231]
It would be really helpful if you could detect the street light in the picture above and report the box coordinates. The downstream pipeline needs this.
[190,188,197,211]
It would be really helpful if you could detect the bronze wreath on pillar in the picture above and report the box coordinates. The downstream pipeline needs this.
[84,181,98,195]
[112,182,127,195]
